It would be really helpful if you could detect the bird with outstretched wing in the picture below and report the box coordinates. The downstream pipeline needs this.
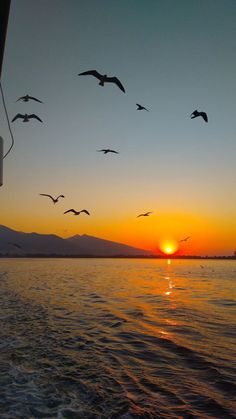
[137,212,152,218]
[190,110,208,122]
[79,70,125,93]
[12,114,43,122]
[136,104,149,111]
[8,242,22,249]
[97,149,119,154]
[179,236,191,243]
[16,95,43,103]
[64,209,90,216]
[39,194,65,204]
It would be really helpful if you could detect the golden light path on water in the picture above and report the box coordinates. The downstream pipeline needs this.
[0,258,235,418]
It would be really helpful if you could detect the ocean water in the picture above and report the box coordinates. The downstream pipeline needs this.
[0,258,235,419]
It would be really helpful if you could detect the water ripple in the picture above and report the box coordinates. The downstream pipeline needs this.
[0,259,235,418]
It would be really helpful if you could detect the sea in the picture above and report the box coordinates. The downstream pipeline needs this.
[0,258,235,419]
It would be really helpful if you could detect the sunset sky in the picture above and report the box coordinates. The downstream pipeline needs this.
[1,0,236,256]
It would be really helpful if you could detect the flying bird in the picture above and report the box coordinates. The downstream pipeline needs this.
[12,114,43,123]
[97,149,119,154]
[39,194,65,204]
[190,110,208,122]
[136,104,149,111]
[8,242,22,249]
[179,236,191,243]
[137,212,152,218]
[78,70,125,93]
[16,95,43,103]
[64,209,90,216]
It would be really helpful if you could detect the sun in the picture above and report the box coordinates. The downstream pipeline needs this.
[165,246,175,255]
[159,240,178,255]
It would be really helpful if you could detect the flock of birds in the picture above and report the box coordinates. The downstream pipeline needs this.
[38,193,189,241]
[11,69,208,125]
[39,194,90,216]
[12,94,43,123]
[39,193,154,219]
[10,68,209,246]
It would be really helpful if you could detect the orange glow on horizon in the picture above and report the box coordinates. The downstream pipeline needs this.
[159,240,178,255]
[1,206,236,256]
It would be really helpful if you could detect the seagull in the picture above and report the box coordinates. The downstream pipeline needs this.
[64,209,90,216]
[12,114,43,123]
[8,242,22,249]
[97,149,119,154]
[190,110,208,122]
[136,104,149,111]
[39,194,65,204]
[137,212,152,218]
[16,95,43,103]
[179,236,191,243]
[78,70,125,93]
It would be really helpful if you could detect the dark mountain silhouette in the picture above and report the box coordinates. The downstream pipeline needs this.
[66,234,150,256]
[0,225,73,254]
[0,225,151,256]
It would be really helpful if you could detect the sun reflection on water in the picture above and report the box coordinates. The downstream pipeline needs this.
[0,258,235,418]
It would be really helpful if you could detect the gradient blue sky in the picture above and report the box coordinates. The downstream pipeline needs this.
[1,0,236,255]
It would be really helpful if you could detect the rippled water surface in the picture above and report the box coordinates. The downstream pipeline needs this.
[0,258,235,418]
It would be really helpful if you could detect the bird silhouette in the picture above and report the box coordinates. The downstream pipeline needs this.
[64,209,90,216]
[179,236,191,243]
[79,70,125,93]
[39,194,65,204]
[16,95,43,103]
[137,212,152,218]
[190,110,208,122]
[12,114,43,123]
[97,149,119,154]
[8,242,22,249]
[136,103,149,111]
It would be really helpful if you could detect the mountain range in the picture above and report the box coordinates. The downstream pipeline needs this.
[0,225,151,256]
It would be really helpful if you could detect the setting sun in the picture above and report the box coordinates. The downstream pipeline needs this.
[165,246,174,254]
[159,240,178,255]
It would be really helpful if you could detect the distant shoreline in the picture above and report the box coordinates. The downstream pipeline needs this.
[0,254,235,260]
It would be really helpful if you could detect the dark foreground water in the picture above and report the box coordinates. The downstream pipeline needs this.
[0,258,235,418]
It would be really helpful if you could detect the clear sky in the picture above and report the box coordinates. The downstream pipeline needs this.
[1,0,236,256]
